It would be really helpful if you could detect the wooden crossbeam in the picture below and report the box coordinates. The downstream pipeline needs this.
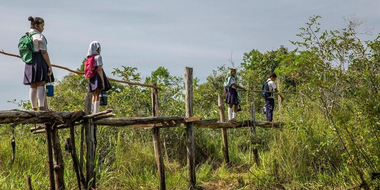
[0,110,283,130]
[0,110,81,125]
[194,120,284,129]
[133,116,203,129]
[95,116,200,127]
[83,109,113,119]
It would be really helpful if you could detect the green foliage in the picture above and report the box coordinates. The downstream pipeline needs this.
[49,73,88,111]
[1,15,380,189]
[273,15,380,189]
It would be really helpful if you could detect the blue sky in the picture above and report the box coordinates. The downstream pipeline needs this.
[1,0,379,110]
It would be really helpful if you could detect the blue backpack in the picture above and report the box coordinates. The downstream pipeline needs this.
[261,82,271,98]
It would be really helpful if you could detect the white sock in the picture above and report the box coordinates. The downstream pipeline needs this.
[37,86,45,107]
[233,112,236,119]
[228,108,232,120]
[29,88,37,109]
[95,101,100,113]
[91,102,95,114]
[92,101,99,114]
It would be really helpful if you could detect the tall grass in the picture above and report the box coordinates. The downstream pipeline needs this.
[0,92,377,189]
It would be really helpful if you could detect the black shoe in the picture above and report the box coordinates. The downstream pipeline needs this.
[237,104,242,112]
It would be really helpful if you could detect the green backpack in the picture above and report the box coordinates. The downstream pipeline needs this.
[18,31,38,64]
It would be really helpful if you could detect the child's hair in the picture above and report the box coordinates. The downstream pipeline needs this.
[269,73,277,78]
[28,16,44,28]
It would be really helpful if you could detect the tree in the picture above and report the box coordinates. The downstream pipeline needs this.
[276,15,380,188]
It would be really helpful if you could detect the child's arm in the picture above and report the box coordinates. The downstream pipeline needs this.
[232,83,246,91]
[41,50,52,75]
[97,65,105,90]
[275,88,285,100]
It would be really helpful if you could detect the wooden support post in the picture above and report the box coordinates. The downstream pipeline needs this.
[69,124,85,190]
[84,92,96,189]
[277,78,282,126]
[45,124,55,190]
[51,126,65,190]
[249,84,260,167]
[27,175,33,190]
[79,124,85,182]
[185,67,196,189]
[152,128,165,190]
[151,83,159,117]
[218,94,230,166]
[151,83,166,190]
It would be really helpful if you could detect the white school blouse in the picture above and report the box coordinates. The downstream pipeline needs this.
[29,29,47,52]
[94,55,103,66]
[230,77,237,89]
[266,78,277,99]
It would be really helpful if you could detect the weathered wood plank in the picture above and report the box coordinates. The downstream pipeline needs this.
[185,116,202,122]
[152,127,165,190]
[133,116,203,129]
[95,116,189,126]
[52,127,65,190]
[84,93,96,189]
[0,109,208,128]
[45,124,55,190]
[26,175,33,190]
[194,120,284,129]
[79,125,85,189]
[277,78,282,126]
[185,67,196,189]
[82,109,113,119]
[0,110,79,125]
[0,110,74,118]
[151,83,166,190]
[69,124,85,190]
[218,94,230,165]
[249,84,259,167]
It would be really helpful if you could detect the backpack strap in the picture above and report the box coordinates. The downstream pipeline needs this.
[28,31,39,36]
[88,53,98,58]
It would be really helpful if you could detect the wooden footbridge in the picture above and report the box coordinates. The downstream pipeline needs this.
[1,51,284,190]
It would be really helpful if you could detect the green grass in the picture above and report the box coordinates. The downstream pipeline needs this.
[0,99,377,190]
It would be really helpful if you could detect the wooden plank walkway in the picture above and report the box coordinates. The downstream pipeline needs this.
[195,120,283,129]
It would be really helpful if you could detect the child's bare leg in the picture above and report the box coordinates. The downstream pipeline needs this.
[92,89,100,102]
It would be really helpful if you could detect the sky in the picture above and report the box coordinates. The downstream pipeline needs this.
[1,0,379,110]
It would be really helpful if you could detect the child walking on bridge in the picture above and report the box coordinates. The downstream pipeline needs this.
[224,68,246,122]
[263,73,284,122]
[86,41,112,114]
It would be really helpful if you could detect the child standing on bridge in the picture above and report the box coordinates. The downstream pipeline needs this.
[263,73,284,122]
[23,16,54,111]
[224,68,246,122]
[86,41,111,114]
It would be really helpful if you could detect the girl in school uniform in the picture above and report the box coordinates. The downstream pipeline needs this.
[87,41,112,113]
[23,16,54,111]
[224,68,246,122]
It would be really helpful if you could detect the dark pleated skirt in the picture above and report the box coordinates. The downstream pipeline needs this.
[225,86,239,105]
[88,68,112,92]
[23,52,55,85]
